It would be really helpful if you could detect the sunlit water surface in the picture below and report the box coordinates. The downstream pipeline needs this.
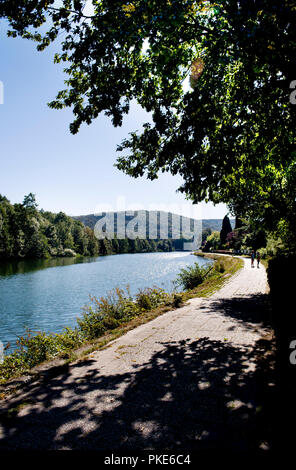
[0,252,212,350]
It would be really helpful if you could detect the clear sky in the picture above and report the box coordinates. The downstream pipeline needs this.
[0,19,228,219]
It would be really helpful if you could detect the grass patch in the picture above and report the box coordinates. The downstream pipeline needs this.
[174,263,214,291]
[0,255,242,388]
[183,254,243,300]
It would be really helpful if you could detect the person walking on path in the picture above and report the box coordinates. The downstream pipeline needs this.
[251,250,255,268]
[256,251,261,268]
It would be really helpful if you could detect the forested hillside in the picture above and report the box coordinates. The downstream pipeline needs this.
[74,211,228,236]
[0,195,195,260]
[0,194,99,260]
[202,219,234,233]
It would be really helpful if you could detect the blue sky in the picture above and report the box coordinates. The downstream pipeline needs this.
[0,19,227,219]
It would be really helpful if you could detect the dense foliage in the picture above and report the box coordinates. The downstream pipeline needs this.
[0,193,189,260]
[0,285,172,382]
[201,212,283,256]
[174,261,213,290]
[0,193,99,259]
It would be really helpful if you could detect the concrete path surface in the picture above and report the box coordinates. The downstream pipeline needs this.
[0,257,274,451]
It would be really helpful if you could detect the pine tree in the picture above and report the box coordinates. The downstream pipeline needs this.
[220,215,232,246]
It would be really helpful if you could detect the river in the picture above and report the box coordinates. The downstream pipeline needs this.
[0,251,212,350]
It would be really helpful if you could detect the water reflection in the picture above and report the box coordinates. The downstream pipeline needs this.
[0,252,212,351]
[0,256,98,277]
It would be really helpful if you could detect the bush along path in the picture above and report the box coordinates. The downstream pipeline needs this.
[0,257,275,451]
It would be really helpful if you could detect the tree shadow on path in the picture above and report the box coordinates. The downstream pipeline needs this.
[0,333,275,451]
[206,293,272,331]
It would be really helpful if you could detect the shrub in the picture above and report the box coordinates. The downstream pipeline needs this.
[54,327,83,352]
[136,291,153,310]
[77,307,106,339]
[0,352,27,382]
[172,293,184,308]
[214,260,226,273]
[0,327,83,382]
[174,262,213,290]
[102,316,120,330]
[256,247,267,259]
[135,287,171,311]
[77,287,141,340]
[16,330,59,367]
[265,235,285,257]
[77,286,173,342]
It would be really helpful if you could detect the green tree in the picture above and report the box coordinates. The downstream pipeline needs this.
[202,227,212,243]
[141,238,153,252]
[0,194,101,260]
[148,239,157,252]
[234,219,267,252]
[72,222,87,255]
[128,238,140,253]
[112,237,120,254]
[44,224,59,250]
[204,231,220,251]
[118,238,129,254]
[23,193,38,211]
[0,196,14,259]
[100,238,113,255]
[84,226,99,256]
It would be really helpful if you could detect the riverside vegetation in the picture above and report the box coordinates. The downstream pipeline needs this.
[0,193,200,260]
[0,255,242,385]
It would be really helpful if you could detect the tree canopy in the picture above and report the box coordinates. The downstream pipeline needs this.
[1,1,295,245]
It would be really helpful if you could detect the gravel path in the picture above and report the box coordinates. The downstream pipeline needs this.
[0,257,273,451]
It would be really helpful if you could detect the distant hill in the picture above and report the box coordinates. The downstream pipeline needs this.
[74,212,234,237]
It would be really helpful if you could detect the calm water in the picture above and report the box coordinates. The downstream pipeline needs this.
[0,252,212,350]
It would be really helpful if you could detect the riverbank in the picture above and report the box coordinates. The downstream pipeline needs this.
[0,248,188,276]
[0,256,273,451]
[0,254,242,396]
[187,252,243,299]
[0,251,208,352]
